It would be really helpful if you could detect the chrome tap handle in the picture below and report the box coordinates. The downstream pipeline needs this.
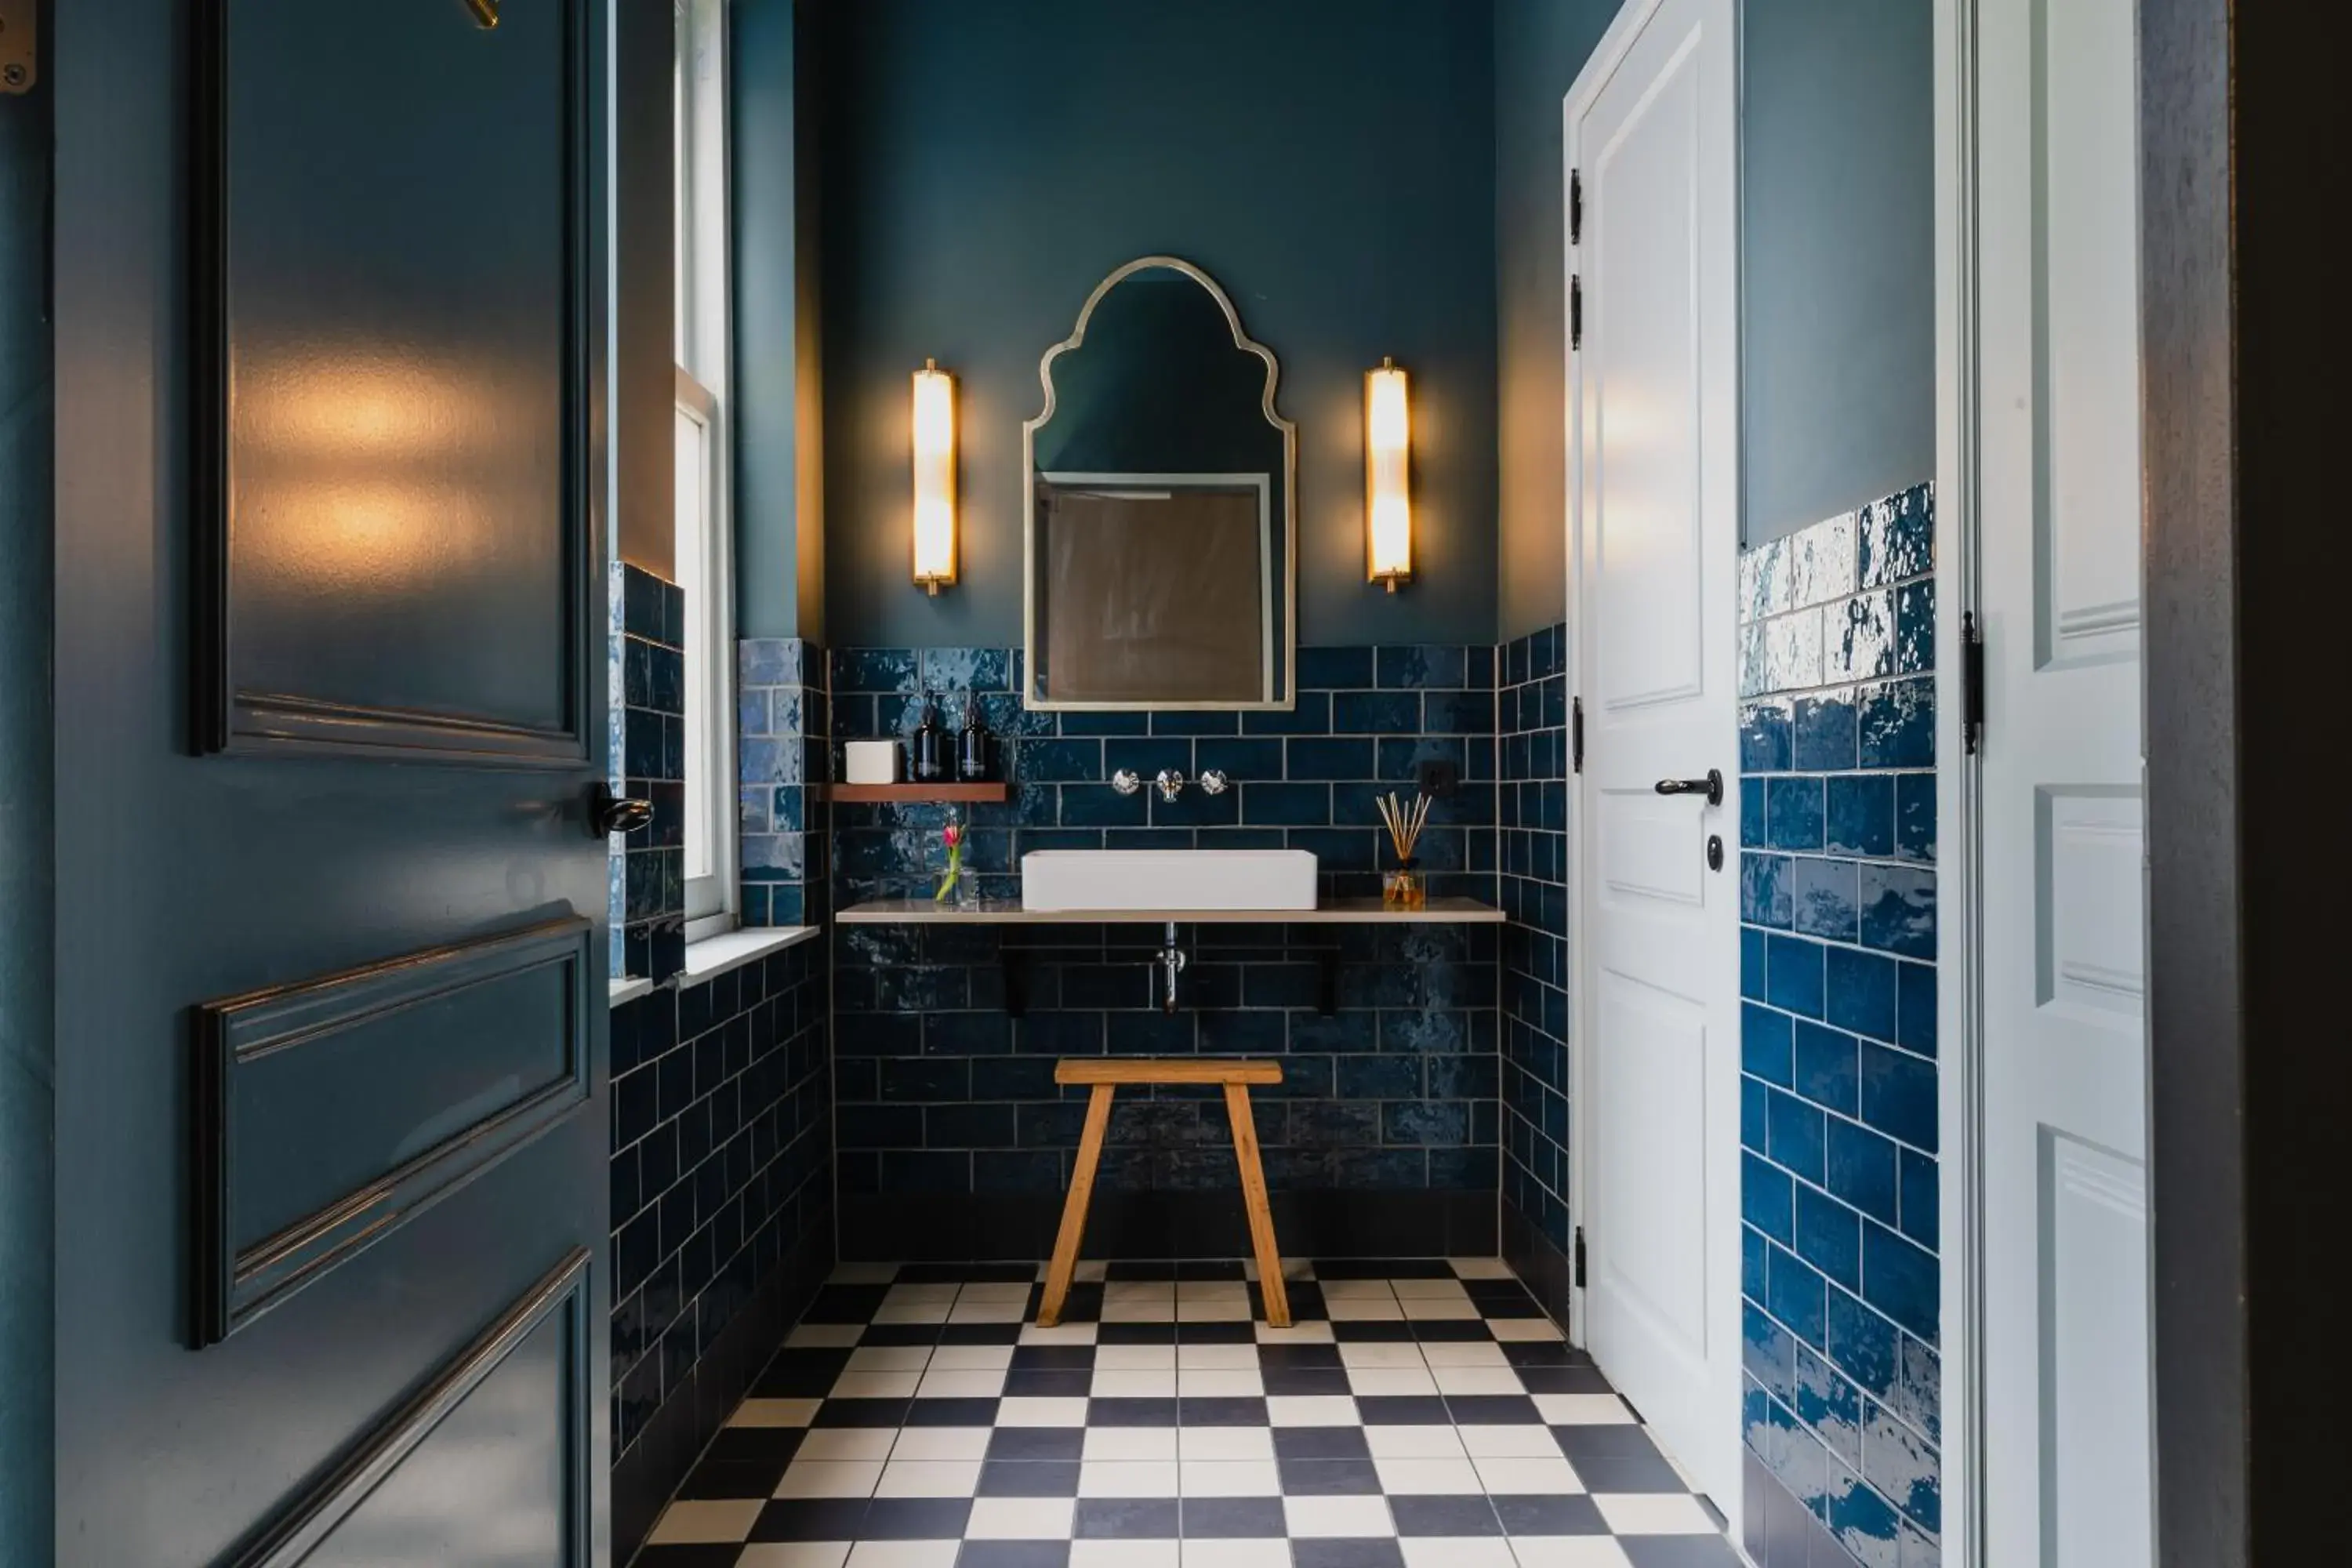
[1198,770,1230,796]
[1154,768,1187,802]
[1111,769,1142,796]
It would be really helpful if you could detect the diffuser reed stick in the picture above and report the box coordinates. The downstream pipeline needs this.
[1377,790,1430,864]
[1377,790,1431,910]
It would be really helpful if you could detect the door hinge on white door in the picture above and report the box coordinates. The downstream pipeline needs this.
[1572,696,1584,773]
[1570,276,1584,350]
[1962,611,1986,754]
[1570,169,1584,246]
[1573,1226,1587,1287]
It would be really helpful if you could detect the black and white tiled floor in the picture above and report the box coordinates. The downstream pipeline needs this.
[637,1259,1738,1568]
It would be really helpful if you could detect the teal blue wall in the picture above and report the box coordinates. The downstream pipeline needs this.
[0,31,53,1555]
[799,0,1499,650]
[1494,0,1622,642]
[1493,0,1937,613]
[1741,0,1935,545]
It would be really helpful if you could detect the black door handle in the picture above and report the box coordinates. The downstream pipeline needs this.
[1654,769,1725,808]
[590,782,653,837]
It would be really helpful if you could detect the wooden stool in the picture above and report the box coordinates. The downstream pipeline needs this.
[1035,1058,1290,1329]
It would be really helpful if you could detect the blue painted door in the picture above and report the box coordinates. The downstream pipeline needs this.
[52,2,612,1561]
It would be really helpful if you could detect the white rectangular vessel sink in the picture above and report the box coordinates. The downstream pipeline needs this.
[1021,849,1318,913]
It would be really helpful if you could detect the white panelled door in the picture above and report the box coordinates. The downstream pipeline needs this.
[1976,0,2154,1561]
[1567,0,1741,1511]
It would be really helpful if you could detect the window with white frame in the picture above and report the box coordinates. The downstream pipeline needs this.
[676,0,734,938]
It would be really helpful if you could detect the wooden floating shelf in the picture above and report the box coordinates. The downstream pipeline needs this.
[833,896,1507,926]
[820,782,1011,804]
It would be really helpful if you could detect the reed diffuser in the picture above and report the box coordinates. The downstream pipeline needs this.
[1376,789,1431,911]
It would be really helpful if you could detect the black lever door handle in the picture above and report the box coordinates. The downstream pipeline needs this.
[590,782,654,837]
[1654,769,1725,808]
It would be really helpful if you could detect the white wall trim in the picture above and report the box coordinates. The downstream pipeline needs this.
[1932,0,1983,1562]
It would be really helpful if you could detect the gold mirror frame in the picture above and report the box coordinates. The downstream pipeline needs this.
[1022,256,1299,712]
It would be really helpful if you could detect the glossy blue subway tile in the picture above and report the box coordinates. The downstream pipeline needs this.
[1743,1003,1796,1087]
[1896,960,1937,1057]
[1898,1148,1939,1251]
[1742,927,1770,1002]
[837,647,921,695]
[1864,1403,1941,1534]
[1791,858,1861,944]
[1742,852,1793,931]
[1860,1042,1938,1152]
[1863,1221,1939,1345]
[1824,946,1900,1044]
[1285,737,1375,780]
[1860,678,1935,769]
[1828,1458,1907,1563]
[1825,774,1896,858]
[1824,1287,1900,1406]
[1793,1022,1861,1119]
[1767,1243,1831,1350]
[1741,778,1767,847]
[1018,738,1104,783]
[1859,864,1937,959]
[1795,1343,1865,1465]
[1859,483,1935,589]
[1298,646,1374,689]
[1193,735,1284,779]
[1825,1119,1900,1229]
[1795,1185,1864,1295]
[1766,778,1826,851]
[1895,1334,1942,1446]
[1793,690,1860,772]
[1894,580,1936,676]
[1152,709,1240,736]
[1740,699,1795,776]
[1744,1238,1772,1327]
[1423,687,1495,736]
[920,645,1011,695]
[1376,644,1468,690]
[1766,1088,1827,1186]
[1766,935,1828,1020]
[1743,1076,1772,1154]
[1331,689,1421,735]
[1743,1152,1796,1247]
[1825,591,1896,684]
[1895,772,1936,863]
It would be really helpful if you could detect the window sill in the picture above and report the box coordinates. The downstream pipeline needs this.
[607,926,821,1009]
[680,924,822,982]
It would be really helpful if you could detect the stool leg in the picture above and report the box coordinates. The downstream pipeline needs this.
[1038,1083,1115,1328]
[1223,1082,1290,1327]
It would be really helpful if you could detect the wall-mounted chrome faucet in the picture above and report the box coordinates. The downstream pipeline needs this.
[1110,768,1229,801]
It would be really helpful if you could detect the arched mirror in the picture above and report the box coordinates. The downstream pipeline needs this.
[1023,256,1296,710]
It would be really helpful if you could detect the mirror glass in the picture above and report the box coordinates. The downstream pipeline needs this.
[1025,258,1294,710]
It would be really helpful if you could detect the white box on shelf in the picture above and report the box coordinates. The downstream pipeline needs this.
[844,740,902,786]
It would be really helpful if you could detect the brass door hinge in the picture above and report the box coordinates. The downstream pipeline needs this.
[1,0,36,96]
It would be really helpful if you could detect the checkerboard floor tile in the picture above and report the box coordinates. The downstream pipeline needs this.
[635,1260,1737,1568]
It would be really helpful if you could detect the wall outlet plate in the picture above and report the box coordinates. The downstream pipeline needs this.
[0,0,35,96]
[1415,759,1460,798]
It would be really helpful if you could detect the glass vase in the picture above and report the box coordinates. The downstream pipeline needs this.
[1383,864,1427,912]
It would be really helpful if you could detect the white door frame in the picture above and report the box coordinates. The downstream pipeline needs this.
[1560,0,1744,1516]
[1932,1,1982,1564]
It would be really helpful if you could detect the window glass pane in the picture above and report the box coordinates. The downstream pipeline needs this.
[675,402,710,885]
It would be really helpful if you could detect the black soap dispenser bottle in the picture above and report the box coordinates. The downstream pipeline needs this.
[957,694,992,782]
[911,691,948,783]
